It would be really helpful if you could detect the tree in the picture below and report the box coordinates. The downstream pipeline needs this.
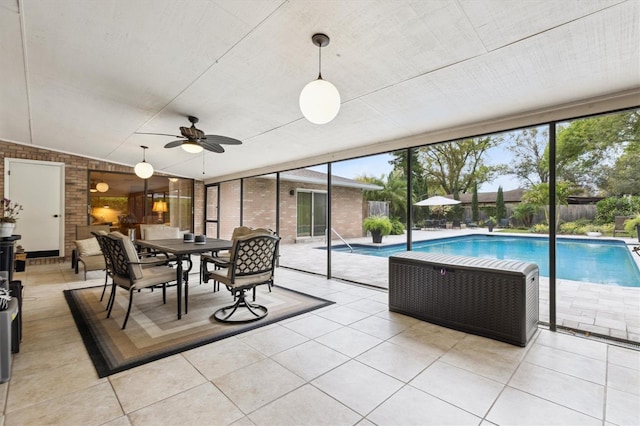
[471,183,479,221]
[357,170,407,222]
[496,186,506,221]
[416,136,503,195]
[522,181,580,230]
[504,126,549,186]
[556,111,640,195]
[599,140,640,196]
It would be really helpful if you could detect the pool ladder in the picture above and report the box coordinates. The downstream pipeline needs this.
[329,228,353,253]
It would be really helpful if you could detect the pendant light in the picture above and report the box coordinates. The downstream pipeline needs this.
[299,33,341,124]
[95,173,109,192]
[134,145,154,179]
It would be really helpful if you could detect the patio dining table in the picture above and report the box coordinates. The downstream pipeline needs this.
[135,237,232,320]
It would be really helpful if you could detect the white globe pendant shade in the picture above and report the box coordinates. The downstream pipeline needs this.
[134,161,154,179]
[181,141,203,154]
[299,78,341,124]
[95,181,109,192]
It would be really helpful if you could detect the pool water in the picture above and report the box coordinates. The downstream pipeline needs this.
[329,235,640,287]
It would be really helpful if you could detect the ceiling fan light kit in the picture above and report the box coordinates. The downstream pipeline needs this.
[134,145,154,179]
[181,140,204,154]
[299,33,341,125]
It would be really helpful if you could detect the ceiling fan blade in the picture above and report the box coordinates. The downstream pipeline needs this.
[200,141,225,153]
[135,132,184,138]
[203,135,242,145]
[164,140,185,148]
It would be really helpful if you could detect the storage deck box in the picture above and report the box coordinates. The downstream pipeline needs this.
[389,252,539,346]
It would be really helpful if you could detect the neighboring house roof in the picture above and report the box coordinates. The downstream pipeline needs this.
[261,169,382,191]
[455,188,525,204]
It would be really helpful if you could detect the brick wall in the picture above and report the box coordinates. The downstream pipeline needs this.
[0,140,202,265]
[215,177,366,245]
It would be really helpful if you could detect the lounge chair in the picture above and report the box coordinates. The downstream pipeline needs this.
[613,216,631,237]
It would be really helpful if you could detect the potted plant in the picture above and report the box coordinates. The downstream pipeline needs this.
[363,215,392,243]
[486,216,497,232]
[0,198,23,238]
[623,214,640,243]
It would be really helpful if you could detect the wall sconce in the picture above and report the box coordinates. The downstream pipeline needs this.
[289,189,295,196]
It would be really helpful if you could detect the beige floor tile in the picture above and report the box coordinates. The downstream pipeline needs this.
[343,299,388,315]
[127,382,244,426]
[312,360,403,416]
[509,362,604,418]
[524,343,606,384]
[249,384,360,426]
[535,329,607,360]
[439,334,526,383]
[356,341,435,382]
[349,315,410,340]
[387,322,466,359]
[323,291,362,305]
[213,358,305,413]
[281,314,343,339]
[110,355,207,414]
[239,325,308,356]
[11,339,90,375]
[4,382,122,426]
[315,327,382,357]
[410,361,504,417]
[5,359,104,413]
[183,339,266,380]
[0,381,7,413]
[367,385,480,425]
[608,344,640,370]
[102,416,132,426]
[607,363,640,395]
[486,387,601,426]
[606,387,640,426]
[272,340,349,381]
[17,323,82,352]
[316,305,371,325]
[229,416,256,426]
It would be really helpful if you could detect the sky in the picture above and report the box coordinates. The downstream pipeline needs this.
[310,144,520,194]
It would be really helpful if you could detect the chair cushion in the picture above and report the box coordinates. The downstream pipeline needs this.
[114,265,176,290]
[144,226,181,240]
[210,268,272,289]
[78,255,105,271]
[110,231,144,280]
[74,237,102,257]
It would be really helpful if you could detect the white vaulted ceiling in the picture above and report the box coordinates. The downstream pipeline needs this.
[1,0,638,181]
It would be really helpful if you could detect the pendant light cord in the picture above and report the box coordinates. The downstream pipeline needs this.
[318,42,323,80]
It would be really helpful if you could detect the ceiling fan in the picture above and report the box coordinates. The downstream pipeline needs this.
[135,116,242,154]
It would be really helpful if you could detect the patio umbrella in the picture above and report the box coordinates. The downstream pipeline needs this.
[414,195,460,206]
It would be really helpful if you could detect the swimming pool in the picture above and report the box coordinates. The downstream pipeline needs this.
[328,235,640,287]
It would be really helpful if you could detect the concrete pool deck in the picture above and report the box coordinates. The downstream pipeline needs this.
[279,229,640,343]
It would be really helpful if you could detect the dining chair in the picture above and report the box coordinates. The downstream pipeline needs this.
[102,233,178,329]
[206,233,280,323]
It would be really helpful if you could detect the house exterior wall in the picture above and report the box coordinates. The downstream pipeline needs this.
[0,140,203,264]
[216,176,366,245]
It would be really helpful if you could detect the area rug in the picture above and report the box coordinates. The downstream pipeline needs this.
[64,283,333,378]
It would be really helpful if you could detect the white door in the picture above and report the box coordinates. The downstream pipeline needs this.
[4,158,64,257]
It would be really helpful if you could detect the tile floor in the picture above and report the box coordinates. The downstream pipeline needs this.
[0,262,639,425]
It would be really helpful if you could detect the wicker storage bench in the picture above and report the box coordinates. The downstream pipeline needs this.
[389,252,539,346]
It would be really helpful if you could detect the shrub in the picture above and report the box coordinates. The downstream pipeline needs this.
[390,219,405,235]
[595,196,640,224]
[532,223,549,234]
